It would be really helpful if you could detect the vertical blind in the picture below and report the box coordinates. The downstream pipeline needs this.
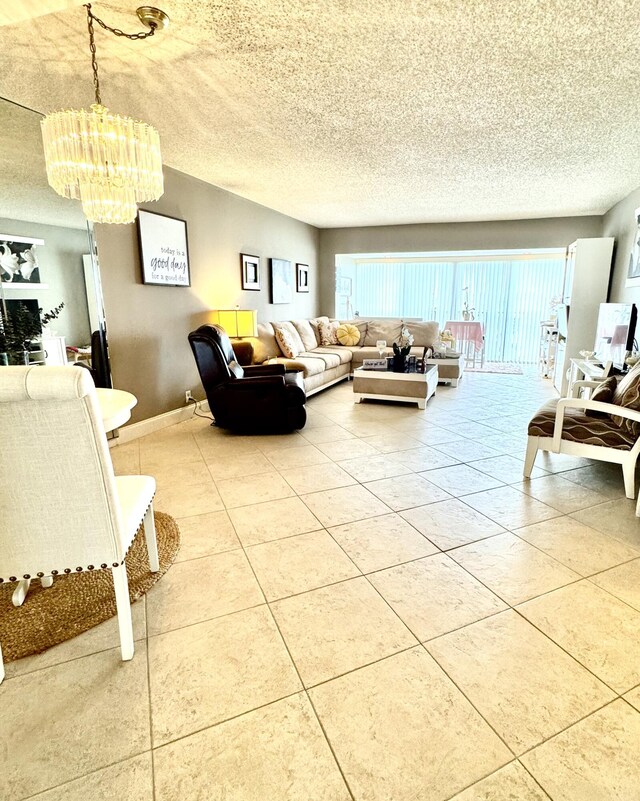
[338,256,564,363]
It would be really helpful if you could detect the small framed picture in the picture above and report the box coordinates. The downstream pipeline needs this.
[241,253,261,291]
[137,210,190,287]
[296,263,309,293]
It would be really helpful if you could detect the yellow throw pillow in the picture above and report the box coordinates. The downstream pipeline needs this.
[336,323,361,347]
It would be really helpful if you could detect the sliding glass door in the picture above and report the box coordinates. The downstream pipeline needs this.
[336,253,564,364]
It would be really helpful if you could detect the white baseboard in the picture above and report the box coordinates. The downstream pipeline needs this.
[112,400,211,445]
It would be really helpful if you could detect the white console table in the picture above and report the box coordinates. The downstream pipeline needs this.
[567,358,611,397]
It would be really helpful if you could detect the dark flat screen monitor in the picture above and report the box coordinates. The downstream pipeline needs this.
[593,303,637,369]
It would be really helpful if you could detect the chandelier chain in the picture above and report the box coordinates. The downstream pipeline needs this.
[84,3,158,106]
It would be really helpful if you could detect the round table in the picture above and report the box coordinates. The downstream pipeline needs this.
[96,388,137,432]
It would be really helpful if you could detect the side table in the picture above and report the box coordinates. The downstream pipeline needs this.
[424,355,464,387]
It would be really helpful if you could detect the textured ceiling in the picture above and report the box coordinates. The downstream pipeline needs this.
[0,100,86,229]
[0,1,639,228]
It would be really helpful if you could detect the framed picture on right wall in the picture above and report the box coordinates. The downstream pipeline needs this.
[296,263,309,293]
[626,207,640,288]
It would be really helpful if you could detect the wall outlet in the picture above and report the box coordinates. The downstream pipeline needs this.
[185,390,193,404]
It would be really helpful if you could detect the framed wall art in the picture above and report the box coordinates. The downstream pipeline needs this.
[626,207,640,288]
[241,253,261,291]
[296,263,309,293]
[137,209,190,287]
[0,234,46,288]
[270,258,293,304]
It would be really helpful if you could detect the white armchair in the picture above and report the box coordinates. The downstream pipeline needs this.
[0,367,158,683]
[524,384,640,502]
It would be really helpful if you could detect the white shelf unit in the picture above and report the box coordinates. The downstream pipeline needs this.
[553,238,614,396]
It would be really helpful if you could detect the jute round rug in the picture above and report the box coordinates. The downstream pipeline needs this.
[0,511,180,663]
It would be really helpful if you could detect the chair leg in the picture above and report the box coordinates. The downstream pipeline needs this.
[112,564,134,661]
[523,436,538,478]
[12,578,31,607]
[622,461,636,500]
[144,503,160,573]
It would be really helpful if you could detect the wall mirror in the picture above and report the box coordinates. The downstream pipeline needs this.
[0,95,111,386]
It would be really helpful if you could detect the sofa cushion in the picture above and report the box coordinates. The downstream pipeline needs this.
[586,376,618,418]
[311,346,352,365]
[309,316,330,345]
[251,322,282,363]
[299,351,341,369]
[402,321,439,348]
[292,319,318,352]
[363,321,403,347]
[266,356,326,378]
[611,363,640,435]
[274,326,302,358]
[336,323,361,346]
[318,320,340,346]
[273,321,305,353]
[528,399,636,450]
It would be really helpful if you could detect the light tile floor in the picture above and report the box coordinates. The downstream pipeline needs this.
[4,371,640,800]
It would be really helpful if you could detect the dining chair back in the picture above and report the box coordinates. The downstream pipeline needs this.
[0,366,158,681]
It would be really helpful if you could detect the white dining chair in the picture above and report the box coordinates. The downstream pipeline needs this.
[0,366,158,683]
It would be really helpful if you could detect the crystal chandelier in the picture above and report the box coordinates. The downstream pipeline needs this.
[41,4,169,225]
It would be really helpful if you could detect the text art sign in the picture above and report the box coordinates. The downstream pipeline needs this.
[138,209,191,287]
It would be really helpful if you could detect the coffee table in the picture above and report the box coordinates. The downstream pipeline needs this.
[352,365,438,409]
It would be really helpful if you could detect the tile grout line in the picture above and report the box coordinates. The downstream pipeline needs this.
[227,509,358,801]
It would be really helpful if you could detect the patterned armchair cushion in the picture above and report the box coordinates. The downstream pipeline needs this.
[586,376,618,418]
[611,363,640,435]
[528,399,636,450]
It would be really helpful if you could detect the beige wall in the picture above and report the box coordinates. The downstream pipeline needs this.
[95,167,320,422]
[602,185,640,304]
[319,216,602,314]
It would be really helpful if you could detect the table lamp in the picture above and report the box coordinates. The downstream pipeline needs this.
[210,308,258,338]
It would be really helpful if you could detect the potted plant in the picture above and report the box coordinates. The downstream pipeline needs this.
[392,326,414,372]
[0,301,64,365]
[462,287,475,321]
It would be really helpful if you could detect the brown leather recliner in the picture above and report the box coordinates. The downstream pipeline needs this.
[188,324,306,433]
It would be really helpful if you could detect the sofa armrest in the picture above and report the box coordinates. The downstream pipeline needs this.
[552,397,640,450]
[244,363,286,376]
[231,340,254,366]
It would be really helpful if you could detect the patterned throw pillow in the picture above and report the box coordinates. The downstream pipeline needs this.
[309,316,330,346]
[274,326,302,358]
[318,320,340,346]
[586,376,618,418]
[611,365,640,436]
[336,323,361,346]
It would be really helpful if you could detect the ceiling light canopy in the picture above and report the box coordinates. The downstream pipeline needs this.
[40,3,169,225]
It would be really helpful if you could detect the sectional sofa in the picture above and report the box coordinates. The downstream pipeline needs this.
[241,317,440,395]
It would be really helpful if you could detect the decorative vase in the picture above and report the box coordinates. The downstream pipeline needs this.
[462,310,470,321]
[0,352,8,366]
[392,355,407,373]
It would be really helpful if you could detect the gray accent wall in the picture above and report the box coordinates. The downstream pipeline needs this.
[95,166,320,423]
[319,217,602,315]
[602,186,640,304]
